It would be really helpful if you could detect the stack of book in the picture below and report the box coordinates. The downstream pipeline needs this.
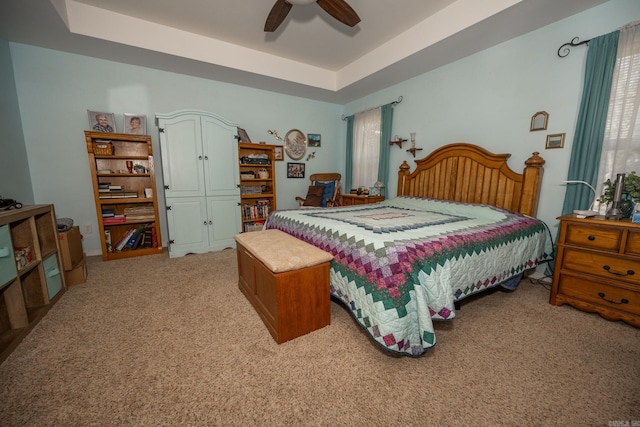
[123,205,155,221]
[98,183,137,199]
[102,208,126,224]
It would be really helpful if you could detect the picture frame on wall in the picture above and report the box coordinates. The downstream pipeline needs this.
[530,111,549,131]
[88,110,116,133]
[545,133,565,149]
[123,113,147,135]
[307,133,321,147]
[274,146,284,161]
[284,129,307,160]
[287,162,305,178]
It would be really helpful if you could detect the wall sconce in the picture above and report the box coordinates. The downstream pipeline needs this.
[389,134,406,148]
[406,132,422,158]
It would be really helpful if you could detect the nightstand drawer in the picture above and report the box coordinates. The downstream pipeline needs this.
[565,223,621,252]
[625,231,640,256]
[562,248,640,287]
[558,274,640,316]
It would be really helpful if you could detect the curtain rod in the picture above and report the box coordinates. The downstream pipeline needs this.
[557,36,591,58]
[341,96,403,121]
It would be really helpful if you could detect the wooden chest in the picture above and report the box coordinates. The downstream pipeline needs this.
[235,230,332,344]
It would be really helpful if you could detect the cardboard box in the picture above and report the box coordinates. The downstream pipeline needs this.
[64,258,87,286]
[58,226,83,271]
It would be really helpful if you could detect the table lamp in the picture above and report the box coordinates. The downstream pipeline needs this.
[560,180,598,218]
[373,181,385,197]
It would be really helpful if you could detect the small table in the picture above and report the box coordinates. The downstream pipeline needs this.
[341,194,384,206]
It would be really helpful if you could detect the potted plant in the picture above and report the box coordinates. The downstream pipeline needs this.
[598,171,640,217]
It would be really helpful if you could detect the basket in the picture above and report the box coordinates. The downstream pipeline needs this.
[94,141,114,156]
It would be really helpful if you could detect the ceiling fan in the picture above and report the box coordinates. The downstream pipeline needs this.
[265,0,361,32]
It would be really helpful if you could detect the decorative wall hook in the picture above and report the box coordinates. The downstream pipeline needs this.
[306,151,316,161]
[268,129,283,140]
[557,36,590,58]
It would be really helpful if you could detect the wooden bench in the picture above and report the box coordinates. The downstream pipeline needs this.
[235,229,333,344]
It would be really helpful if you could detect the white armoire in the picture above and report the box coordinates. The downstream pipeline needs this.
[156,110,241,258]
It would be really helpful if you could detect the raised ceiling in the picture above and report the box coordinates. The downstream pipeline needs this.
[0,0,610,103]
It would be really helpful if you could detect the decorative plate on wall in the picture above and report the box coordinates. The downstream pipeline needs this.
[284,129,307,160]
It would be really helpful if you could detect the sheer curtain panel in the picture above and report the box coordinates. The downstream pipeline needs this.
[352,108,381,189]
[596,21,640,200]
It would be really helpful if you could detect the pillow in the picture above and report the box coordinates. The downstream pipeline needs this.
[314,180,336,207]
[303,185,324,207]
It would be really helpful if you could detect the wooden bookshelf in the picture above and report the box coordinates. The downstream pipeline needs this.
[85,131,163,260]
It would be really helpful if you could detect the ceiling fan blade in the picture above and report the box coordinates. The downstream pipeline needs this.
[265,0,293,32]
[316,0,361,27]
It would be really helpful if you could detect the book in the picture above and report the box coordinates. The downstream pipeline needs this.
[131,231,145,250]
[105,230,112,253]
[99,191,138,199]
[103,216,126,224]
[114,228,135,251]
[125,226,146,249]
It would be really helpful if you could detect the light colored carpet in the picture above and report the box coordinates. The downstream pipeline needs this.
[0,249,639,426]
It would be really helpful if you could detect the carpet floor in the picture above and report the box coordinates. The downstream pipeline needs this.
[0,249,639,426]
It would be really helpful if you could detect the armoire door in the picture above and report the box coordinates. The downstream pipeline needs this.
[207,195,242,251]
[165,197,208,257]
[158,114,205,199]
[201,115,240,197]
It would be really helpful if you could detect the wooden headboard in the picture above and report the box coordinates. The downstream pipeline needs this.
[397,143,545,216]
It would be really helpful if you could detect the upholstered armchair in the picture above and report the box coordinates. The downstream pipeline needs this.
[295,173,342,208]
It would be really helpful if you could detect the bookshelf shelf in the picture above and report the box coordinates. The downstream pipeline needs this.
[85,131,163,261]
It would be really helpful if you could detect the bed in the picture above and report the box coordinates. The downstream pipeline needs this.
[265,143,552,356]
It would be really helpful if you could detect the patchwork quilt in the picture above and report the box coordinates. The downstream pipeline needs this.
[265,197,553,356]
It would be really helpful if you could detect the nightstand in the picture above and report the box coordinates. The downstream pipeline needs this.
[551,215,640,327]
[341,194,384,206]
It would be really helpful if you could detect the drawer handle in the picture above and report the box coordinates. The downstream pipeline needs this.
[588,235,595,241]
[602,265,635,276]
[597,292,629,305]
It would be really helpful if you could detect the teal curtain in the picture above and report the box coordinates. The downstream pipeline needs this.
[561,31,619,215]
[378,103,394,188]
[344,115,355,192]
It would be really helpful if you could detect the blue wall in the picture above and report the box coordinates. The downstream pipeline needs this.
[345,0,640,235]
[0,38,32,204]
[8,45,344,253]
[4,0,640,255]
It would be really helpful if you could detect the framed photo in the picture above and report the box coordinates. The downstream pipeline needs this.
[274,146,284,161]
[237,127,251,143]
[287,162,305,178]
[545,133,565,149]
[530,111,549,131]
[88,110,116,133]
[123,113,147,135]
[284,129,307,160]
[307,133,321,147]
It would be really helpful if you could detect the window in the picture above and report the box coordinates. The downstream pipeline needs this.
[351,108,381,189]
[596,23,640,197]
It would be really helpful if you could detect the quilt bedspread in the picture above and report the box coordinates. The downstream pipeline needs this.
[264,197,552,356]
